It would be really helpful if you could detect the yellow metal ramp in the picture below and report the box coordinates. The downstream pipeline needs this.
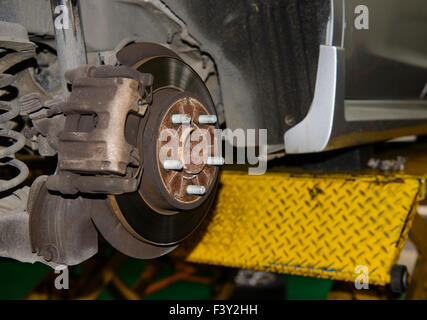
[177,171,426,286]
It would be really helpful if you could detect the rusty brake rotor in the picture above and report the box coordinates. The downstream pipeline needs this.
[91,43,220,256]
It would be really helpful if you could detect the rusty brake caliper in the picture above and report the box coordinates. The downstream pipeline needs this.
[47,65,152,195]
[28,65,153,265]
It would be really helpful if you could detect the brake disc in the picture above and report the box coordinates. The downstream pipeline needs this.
[91,43,220,258]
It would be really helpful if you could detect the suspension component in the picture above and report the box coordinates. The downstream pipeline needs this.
[0,22,35,193]
[0,73,29,193]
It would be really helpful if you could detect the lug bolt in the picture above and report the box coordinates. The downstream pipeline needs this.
[171,114,191,125]
[162,160,183,170]
[198,114,217,124]
[186,185,206,196]
[207,156,225,166]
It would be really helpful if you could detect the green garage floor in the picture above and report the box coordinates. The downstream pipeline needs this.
[0,258,50,300]
[0,256,333,300]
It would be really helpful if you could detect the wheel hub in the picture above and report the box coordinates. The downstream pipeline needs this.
[158,96,216,204]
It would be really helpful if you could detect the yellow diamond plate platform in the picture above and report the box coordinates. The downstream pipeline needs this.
[176,171,426,286]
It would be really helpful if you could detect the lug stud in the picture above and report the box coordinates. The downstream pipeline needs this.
[207,156,225,166]
[186,185,206,195]
[162,160,183,170]
[171,114,191,125]
[198,114,217,124]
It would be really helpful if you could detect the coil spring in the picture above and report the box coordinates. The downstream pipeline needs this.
[0,73,29,192]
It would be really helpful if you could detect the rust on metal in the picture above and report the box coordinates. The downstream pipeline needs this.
[158,97,216,203]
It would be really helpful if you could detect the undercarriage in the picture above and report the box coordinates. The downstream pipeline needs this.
[0,0,427,301]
